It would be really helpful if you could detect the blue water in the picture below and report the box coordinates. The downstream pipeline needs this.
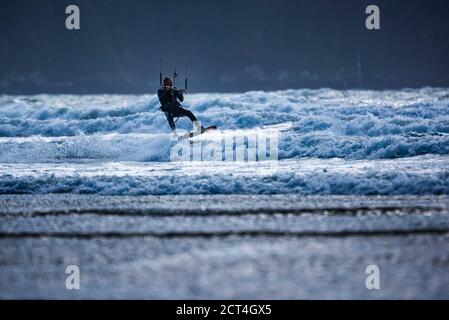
[0,88,448,195]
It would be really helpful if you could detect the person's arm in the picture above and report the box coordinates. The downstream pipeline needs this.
[175,89,184,102]
[157,89,165,104]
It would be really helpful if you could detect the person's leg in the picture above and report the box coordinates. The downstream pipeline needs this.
[171,106,201,131]
[164,111,176,131]
[172,106,197,122]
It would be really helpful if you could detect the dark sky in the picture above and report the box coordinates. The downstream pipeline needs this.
[1,0,449,93]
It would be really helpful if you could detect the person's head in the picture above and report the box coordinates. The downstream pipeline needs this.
[163,77,173,87]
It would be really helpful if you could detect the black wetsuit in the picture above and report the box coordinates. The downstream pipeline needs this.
[157,87,197,131]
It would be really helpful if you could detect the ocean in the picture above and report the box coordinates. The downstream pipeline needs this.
[1,88,448,298]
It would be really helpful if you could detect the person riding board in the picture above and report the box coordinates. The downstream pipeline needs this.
[158,77,202,136]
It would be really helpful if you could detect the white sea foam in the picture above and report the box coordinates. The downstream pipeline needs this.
[0,156,447,195]
[0,88,448,194]
[1,88,448,162]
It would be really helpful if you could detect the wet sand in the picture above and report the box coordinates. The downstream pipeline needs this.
[1,195,448,299]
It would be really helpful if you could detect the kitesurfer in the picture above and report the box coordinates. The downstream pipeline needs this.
[158,76,201,136]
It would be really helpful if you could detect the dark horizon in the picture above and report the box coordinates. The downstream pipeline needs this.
[1,0,449,94]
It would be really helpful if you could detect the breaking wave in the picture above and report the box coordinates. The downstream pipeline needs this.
[1,157,448,195]
[1,88,449,195]
[1,88,449,162]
